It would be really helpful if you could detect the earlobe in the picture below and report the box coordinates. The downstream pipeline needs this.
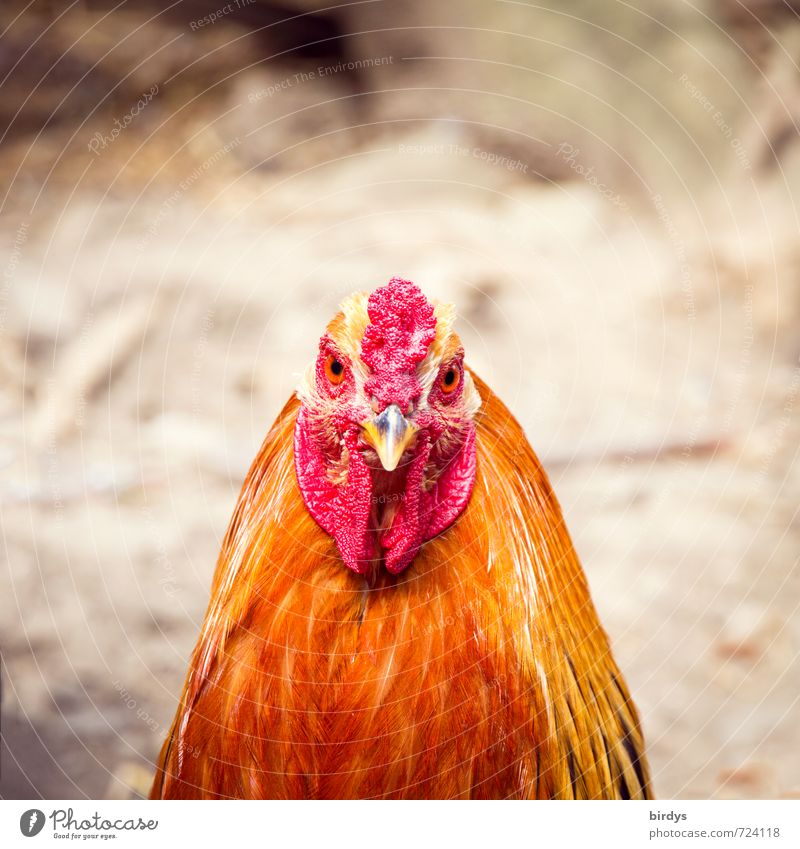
[461,370,483,417]
[296,362,317,405]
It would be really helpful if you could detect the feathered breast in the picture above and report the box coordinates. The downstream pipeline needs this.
[151,373,651,799]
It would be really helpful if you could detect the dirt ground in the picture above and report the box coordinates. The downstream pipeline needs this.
[1,1,799,799]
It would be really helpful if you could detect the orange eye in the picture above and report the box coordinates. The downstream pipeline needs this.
[440,364,461,394]
[324,354,346,385]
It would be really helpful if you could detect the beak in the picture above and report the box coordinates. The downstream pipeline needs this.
[360,404,419,472]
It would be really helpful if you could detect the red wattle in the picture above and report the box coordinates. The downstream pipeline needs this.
[295,406,477,575]
[294,410,374,574]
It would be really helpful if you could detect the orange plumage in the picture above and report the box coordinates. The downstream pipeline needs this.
[151,281,651,799]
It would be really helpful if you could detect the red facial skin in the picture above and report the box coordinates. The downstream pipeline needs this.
[294,278,477,576]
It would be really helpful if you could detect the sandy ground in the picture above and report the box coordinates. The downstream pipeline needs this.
[1,1,799,799]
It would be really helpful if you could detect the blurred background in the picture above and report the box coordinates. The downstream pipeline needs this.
[1,0,799,800]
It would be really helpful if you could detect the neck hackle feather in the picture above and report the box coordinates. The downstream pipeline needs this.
[151,373,651,798]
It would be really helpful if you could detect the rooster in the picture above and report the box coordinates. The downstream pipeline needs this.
[151,277,651,799]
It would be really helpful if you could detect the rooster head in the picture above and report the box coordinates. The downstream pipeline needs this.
[294,277,481,576]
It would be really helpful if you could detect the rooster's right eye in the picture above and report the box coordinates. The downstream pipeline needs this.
[324,354,346,385]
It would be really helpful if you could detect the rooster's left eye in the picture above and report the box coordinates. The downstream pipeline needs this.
[324,354,346,385]
[440,364,461,394]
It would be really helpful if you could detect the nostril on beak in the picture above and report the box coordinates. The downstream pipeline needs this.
[360,404,419,472]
